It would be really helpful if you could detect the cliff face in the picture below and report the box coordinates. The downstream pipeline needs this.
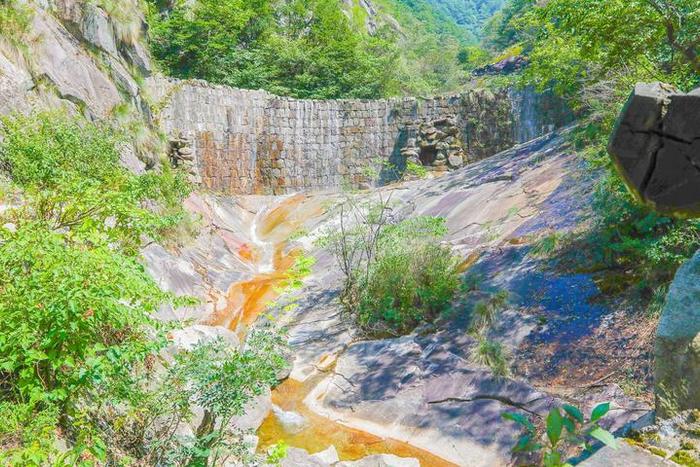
[151,78,572,195]
[0,0,151,119]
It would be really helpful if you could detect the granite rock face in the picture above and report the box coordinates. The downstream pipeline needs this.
[0,1,152,122]
[655,250,700,418]
[279,131,651,466]
[608,82,700,216]
[149,78,573,195]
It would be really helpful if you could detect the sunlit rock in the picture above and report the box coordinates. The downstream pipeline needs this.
[655,250,700,418]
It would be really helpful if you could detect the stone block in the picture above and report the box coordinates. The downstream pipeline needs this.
[609,83,700,215]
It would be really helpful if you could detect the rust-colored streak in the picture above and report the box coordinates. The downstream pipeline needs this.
[238,243,257,264]
[209,245,301,333]
[257,377,457,466]
[457,250,481,273]
[209,194,319,334]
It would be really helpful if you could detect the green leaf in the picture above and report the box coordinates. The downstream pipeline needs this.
[25,349,48,362]
[543,450,562,467]
[562,417,576,434]
[546,408,563,447]
[590,402,610,422]
[502,412,534,431]
[562,404,584,423]
[589,426,617,448]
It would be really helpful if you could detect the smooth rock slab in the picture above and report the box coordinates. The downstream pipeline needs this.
[579,443,673,467]
[608,82,700,216]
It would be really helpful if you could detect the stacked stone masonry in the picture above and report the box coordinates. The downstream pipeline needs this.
[148,77,572,195]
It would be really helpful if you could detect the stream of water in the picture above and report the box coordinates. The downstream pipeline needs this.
[210,194,456,465]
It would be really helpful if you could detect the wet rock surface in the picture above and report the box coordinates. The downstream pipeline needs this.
[609,82,700,216]
[131,128,655,465]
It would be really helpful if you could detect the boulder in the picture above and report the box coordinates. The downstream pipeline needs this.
[167,324,240,352]
[608,83,700,216]
[313,446,340,464]
[655,250,700,418]
[280,447,330,467]
[230,389,272,431]
[447,153,463,168]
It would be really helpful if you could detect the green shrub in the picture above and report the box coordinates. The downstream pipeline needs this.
[405,161,428,178]
[0,222,171,405]
[472,336,510,377]
[357,240,460,335]
[0,112,190,253]
[503,402,616,466]
[0,112,286,465]
[321,199,460,336]
[98,332,287,466]
[0,0,33,44]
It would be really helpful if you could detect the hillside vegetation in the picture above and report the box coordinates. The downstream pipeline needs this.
[477,0,700,310]
[146,0,498,98]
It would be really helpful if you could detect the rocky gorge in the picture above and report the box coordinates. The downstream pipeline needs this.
[1,1,700,466]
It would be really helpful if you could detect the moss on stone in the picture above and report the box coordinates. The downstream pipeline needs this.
[670,449,700,467]
[647,446,668,458]
[681,440,696,451]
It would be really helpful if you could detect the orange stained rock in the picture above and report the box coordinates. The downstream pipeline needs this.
[210,193,322,334]
[457,251,481,273]
[257,377,457,466]
[238,242,257,263]
[209,245,301,334]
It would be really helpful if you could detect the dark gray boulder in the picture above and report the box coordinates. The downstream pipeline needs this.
[608,82,700,216]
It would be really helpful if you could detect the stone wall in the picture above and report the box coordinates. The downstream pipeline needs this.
[149,77,572,195]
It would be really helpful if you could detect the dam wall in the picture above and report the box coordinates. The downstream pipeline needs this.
[149,77,572,194]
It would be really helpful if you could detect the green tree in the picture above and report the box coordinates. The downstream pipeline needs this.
[487,0,700,302]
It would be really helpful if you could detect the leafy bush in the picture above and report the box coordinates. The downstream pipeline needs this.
[404,161,428,178]
[147,0,398,99]
[0,112,190,252]
[94,332,287,466]
[0,112,283,465]
[0,0,32,44]
[0,222,170,405]
[503,402,616,466]
[473,336,510,377]
[320,197,460,336]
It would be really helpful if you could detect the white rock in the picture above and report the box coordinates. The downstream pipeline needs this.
[271,404,307,434]
[311,445,339,464]
[336,454,420,467]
